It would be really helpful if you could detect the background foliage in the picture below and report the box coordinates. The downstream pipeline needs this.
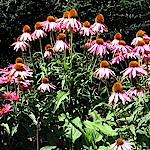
[0,0,150,150]
[0,0,150,66]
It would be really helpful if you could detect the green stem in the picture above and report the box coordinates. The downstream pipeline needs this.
[87,55,94,72]
[39,38,47,76]
[50,32,53,46]
[64,50,66,62]
[36,117,40,150]
[70,32,73,67]
[91,55,98,71]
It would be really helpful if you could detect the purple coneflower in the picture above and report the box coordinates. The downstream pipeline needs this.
[41,16,59,32]
[11,36,29,51]
[0,104,12,115]
[112,40,132,53]
[131,30,145,46]
[2,91,20,101]
[9,63,33,80]
[93,60,116,79]
[32,22,47,40]
[89,14,108,35]
[110,52,124,64]
[79,21,91,36]
[44,44,54,58]
[65,9,82,32]
[37,77,56,92]
[54,33,70,52]
[111,32,122,47]
[109,138,133,150]
[121,61,147,79]
[109,82,131,105]
[88,38,108,57]
[20,25,32,41]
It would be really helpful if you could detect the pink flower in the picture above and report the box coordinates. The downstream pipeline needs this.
[109,138,133,150]
[109,82,131,105]
[65,9,81,32]
[111,32,122,47]
[41,16,59,32]
[37,77,56,92]
[84,39,93,48]
[11,36,29,51]
[132,40,150,55]
[9,63,33,80]
[112,40,132,53]
[131,30,145,46]
[31,22,47,40]
[110,53,124,64]
[88,38,108,57]
[93,60,116,79]
[79,21,92,36]
[54,33,70,52]
[123,50,138,59]
[20,25,32,41]
[121,61,147,79]
[0,104,12,115]
[56,11,69,32]
[44,44,54,58]
[89,14,108,35]
[131,37,143,46]
[2,91,20,101]
[127,87,144,97]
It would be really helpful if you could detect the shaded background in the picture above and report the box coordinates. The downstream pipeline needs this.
[0,0,150,67]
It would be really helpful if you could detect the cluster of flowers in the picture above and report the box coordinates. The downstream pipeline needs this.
[1,8,150,150]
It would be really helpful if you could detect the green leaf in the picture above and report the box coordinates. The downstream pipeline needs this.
[65,117,82,143]
[28,113,37,125]
[84,128,102,143]
[54,91,69,113]
[1,123,10,135]
[97,146,108,150]
[40,146,57,150]
[130,124,136,136]
[84,121,117,136]
[11,124,18,136]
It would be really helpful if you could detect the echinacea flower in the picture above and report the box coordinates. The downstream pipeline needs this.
[41,16,59,32]
[93,60,116,79]
[109,82,131,105]
[65,9,82,32]
[131,30,145,46]
[89,14,108,35]
[8,57,30,71]
[112,40,132,53]
[44,44,54,58]
[11,36,29,51]
[32,22,47,40]
[88,38,108,57]
[109,138,133,150]
[121,61,147,79]
[54,33,70,52]
[84,39,93,49]
[56,11,69,32]
[20,25,32,41]
[127,87,144,97]
[0,104,12,115]
[37,77,56,92]
[110,52,124,64]
[9,63,33,80]
[133,40,150,56]
[2,91,20,101]
[111,32,122,47]
[79,21,91,36]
